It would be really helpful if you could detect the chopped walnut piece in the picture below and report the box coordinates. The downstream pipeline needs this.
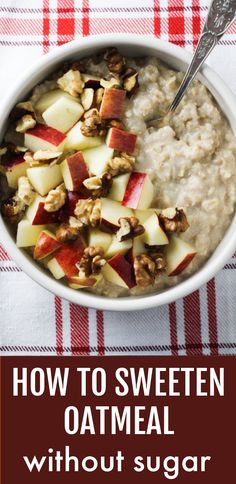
[123,71,139,94]
[74,198,101,228]
[159,208,189,233]
[1,194,25,223]
[116,217,145,242]
[16,101,35,113]
[147,250,166,272]
[134,254,156,287]
[16,114,36,133]
[56,223,79,243]
[10,101,35,121]
[108,152,135,176]
[134,252,166,287]
[83,173,113,198]
[57,69,84,96]
[83,176,102,191]
[69,216,83,230]
[44,183,67,212]
[77,246,106,278]
[104,48,125,74]
[94,88,104,107]
[80,108,107,137]
[17,176,35,205]
[33,150,62,162]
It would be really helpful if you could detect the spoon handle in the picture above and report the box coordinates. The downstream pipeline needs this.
[169,0,236,113]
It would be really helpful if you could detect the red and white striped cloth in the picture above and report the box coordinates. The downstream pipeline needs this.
[0,0,236,356]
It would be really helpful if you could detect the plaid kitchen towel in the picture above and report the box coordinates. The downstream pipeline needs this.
[0,0,236,356]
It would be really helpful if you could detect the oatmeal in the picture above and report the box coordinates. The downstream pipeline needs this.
[1,48,236,297]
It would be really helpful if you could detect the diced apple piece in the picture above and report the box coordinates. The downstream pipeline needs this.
[61,151,89,191]
[81,73,101,89]
[105,235,132,259]
[4,155,28,189]
[166,236,197,276]
[100,88,126,119]
[47,258,65,280]
[33,230,61,260]
[27,163,63,196]
[88,229,112,253]
[102,254,136,289]
[42,97,84,133]
[135,208,159,224]
[126,235,146,265]
[108,173,130,202]
[82,144,114,176]
[59,191,88,223]
[122,172,154,210]
[68,273,102,289]
[25,124,66,152]
[26,194,59,225]
[47,236,85,279]
[16,219,46,248]
[143,212,169,246]
[35,89,80,113]
[100,198,133,233]
[65,121,103,151]
[106,127,137,154]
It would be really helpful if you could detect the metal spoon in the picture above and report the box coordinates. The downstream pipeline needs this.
[147,0,236,128]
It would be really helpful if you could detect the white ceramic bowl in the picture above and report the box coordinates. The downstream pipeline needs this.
[0,34,236,311]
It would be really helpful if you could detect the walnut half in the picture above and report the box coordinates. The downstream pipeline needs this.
[17,176,35,206]
[159,208,189,233]
[77,246,106,278]
[108,152,135,176]
[83,173,113,198]
[116,217,144,242]
[104,48,125,75]
[44,184,66,212]
[80,108,107,137]
[134,252,166,287]
[56,223,80,243]
[57,69,84,96]
[74,198,101,228]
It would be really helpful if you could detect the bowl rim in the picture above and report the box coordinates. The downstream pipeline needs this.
[0,33,236,312]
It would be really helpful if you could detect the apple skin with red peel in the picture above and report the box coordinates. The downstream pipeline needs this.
[61,151,89,191]
[25,124,66,152]
[4,154,25,169]
[31,202,59,225]
[106,127,137,154]
[122,172,154,210]
[34,230,61,260]
[122,172,148,209]
[52,237,85,278]
[4,155,28,188]
[100,88,126,119]
[166,236,197,276]
[103,254,136,289]
[59,191,88,223]
[26,124,66,145]
[168,253,196,276]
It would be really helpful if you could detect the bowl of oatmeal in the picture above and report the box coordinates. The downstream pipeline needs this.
[0,34,236,311]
